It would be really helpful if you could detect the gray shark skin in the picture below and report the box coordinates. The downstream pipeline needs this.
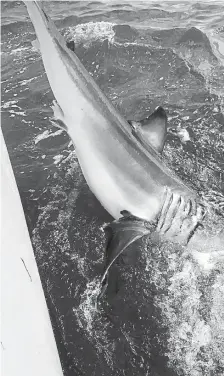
[24,1,223,270]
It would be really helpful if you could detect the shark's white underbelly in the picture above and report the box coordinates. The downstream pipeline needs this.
[72,130,163,221]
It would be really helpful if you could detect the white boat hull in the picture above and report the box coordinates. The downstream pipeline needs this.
[1,130,63,376]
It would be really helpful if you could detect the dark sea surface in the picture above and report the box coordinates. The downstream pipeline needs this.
[1,1,224,376]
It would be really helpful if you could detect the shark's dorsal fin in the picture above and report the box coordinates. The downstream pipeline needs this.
[128,106,167,153]
[100,213,155,295]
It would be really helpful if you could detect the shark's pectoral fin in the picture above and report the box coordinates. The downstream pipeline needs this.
[128,106,167,153]
[100,212,156,291]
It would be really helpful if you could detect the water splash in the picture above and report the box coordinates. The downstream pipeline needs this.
[73,278,102,333]
[64,21,116,47]
[73,278,116,368]
[143,238,224,376]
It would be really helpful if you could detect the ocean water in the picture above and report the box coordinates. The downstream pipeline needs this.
[1,1,224,376]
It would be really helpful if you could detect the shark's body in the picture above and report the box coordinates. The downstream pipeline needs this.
[24,2,223,264]
[24,2,195,220]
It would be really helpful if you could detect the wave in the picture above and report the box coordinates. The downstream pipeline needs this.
[64,20,222,100]
[1,20,29,34]
[177,27,214,54]
[65,20,217,59]
[191,2,224,12]
[101,7,179,23]
[113,24,139,42]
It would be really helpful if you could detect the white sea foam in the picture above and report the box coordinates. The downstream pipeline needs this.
[34,130,50,144]
[53,155,63,165]
[177,128,191,143]
[11,46,30,55]
[64,21,116,47]
[34,129,63,144]
[1,100,18,109]
[11,110,26,116]
[143,238,224,376]
[72,276,115,367]
[19,77,37,86]
[73,278,101,333]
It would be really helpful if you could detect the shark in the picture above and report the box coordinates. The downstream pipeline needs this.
[24,1,224,286]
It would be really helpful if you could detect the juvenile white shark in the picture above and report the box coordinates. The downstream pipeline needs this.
[24,2,223,275]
